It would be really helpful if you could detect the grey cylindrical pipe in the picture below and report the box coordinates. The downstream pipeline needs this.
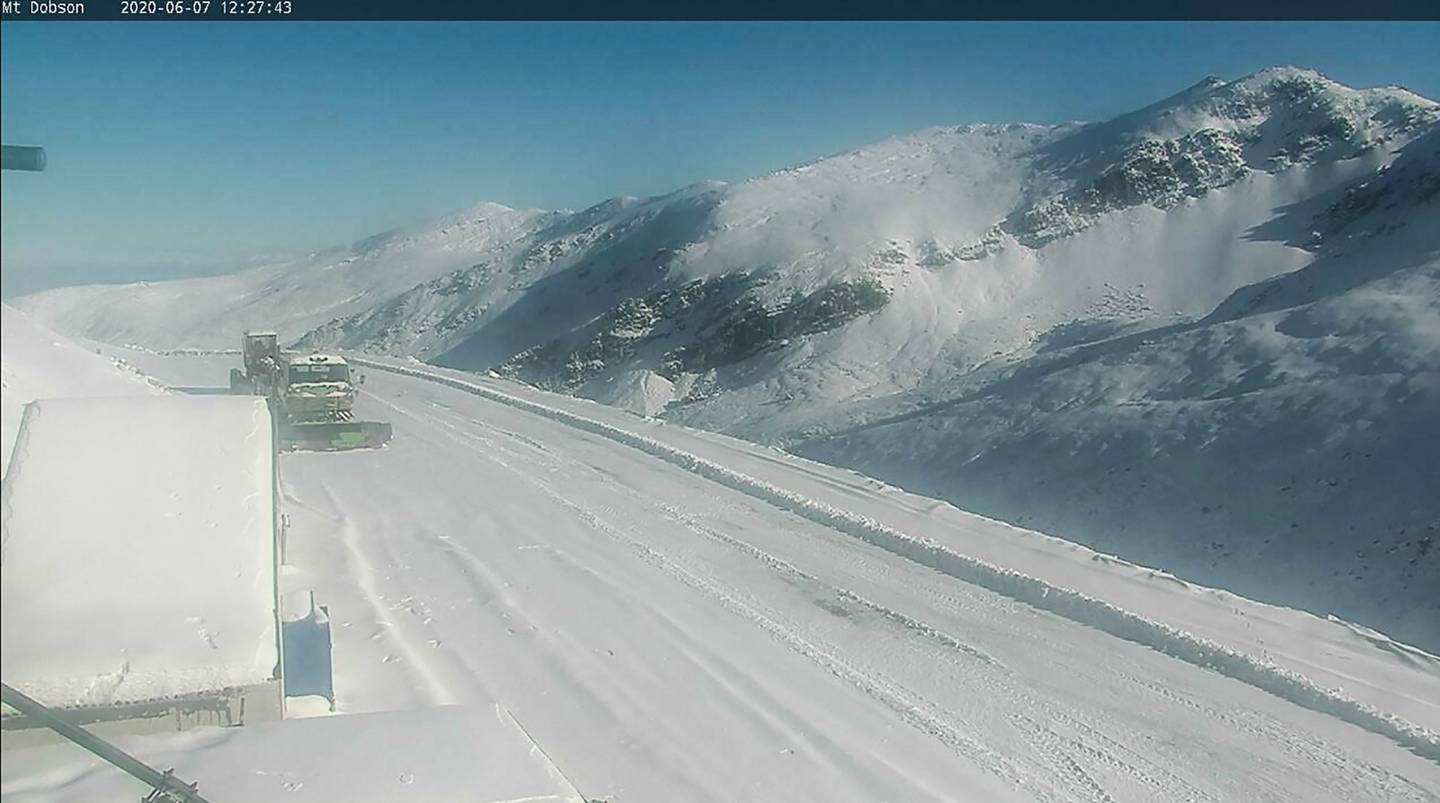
[1,145,48,172]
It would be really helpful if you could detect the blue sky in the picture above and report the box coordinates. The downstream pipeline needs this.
[2,21,1438,295]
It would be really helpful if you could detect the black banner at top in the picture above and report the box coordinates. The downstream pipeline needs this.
[1,0,1436,22]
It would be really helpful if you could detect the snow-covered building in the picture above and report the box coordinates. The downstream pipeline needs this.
[1,395,285,748]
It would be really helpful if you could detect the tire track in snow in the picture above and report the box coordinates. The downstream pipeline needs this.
[1011,714,1116,803]
[1108,668,1437,802]
[389,374,1305,802]
[408,402,1296,803]
[383,388,923,784]
[416,398,1010,669]
[385,393,1042,796]
[350,357,1440,762]
[425,526,921,803]
[403,388,1248,803]
[435,400,1017,629]
[297,478,471,710]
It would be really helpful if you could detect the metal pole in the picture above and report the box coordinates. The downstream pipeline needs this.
[1,682,211,803]
[1,145,47,172]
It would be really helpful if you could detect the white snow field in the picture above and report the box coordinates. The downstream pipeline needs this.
[0,395,281,713]
[0,303,160,477]
[21,346,1431,803]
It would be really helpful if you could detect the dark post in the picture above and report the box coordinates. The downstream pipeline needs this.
[1,145,48,172]
[0,682,211,803]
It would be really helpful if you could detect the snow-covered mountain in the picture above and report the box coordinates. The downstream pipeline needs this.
[14,66,1439,647]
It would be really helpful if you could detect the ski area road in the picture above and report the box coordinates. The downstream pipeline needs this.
[120,352,1440,803]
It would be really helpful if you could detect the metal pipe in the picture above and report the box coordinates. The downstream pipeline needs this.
[1,145,47,172]
[0,682,211,802]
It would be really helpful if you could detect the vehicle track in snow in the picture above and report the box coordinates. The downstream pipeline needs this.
[289,479,476,711]
[410,397,1229,803]
[1109,667,1438,802]
[374,391,1057,797]
[358,365,1440,802]
[396,392,1234,803]
[350,357,1440,765]
[356,383,975,802]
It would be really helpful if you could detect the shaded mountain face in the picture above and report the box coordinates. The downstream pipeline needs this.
[791,127,1440,649]
[15,67,1440,646]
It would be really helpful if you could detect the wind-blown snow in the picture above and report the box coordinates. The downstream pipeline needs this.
[0,395,279,707]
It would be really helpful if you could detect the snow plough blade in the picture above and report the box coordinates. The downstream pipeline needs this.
[280,420,392,451]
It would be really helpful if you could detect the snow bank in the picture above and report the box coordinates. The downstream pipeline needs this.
[350,355,1440,760]
[1,395,279,708]
[1,703,584,802]
[1,304,160,478]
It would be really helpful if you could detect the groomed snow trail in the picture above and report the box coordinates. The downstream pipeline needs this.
[120,352,1440,803]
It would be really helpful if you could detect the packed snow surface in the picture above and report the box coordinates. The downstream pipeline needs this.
[0,703,584,802]
[0,303,160,477]
[0,395,279,708]
[32,348,1433,803]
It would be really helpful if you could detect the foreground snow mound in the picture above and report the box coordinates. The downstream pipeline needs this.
[0,303,160,476]
[1,395,279,709]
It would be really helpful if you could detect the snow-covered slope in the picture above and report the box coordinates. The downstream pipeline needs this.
[14,202,553,349]
[797,131,1440,651]
[0,304,161,476]
[14,66,1439,647]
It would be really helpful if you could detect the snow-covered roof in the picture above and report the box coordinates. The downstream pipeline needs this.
[287,353,347,365]
[1,395,279,709]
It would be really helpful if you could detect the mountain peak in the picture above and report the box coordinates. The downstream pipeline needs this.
[461,200,520,216]
[1234,64,1328,84]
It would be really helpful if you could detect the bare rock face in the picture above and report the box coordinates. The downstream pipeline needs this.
[1000,68,1438,248]
[497,274,892,401]
[1007,129,1250,247]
